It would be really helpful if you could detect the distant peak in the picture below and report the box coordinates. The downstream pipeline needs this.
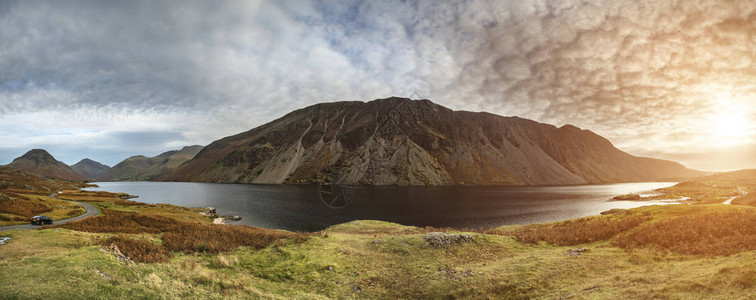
[22,148,52,157]
[10,148,61,166]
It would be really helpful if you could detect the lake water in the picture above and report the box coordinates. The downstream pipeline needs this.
[86,182,677,232]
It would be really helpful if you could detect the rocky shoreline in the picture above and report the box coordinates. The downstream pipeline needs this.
[199,207,242,225]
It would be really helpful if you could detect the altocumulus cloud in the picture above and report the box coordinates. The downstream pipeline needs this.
[0,0,755,170]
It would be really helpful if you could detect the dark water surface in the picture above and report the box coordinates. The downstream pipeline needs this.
[86,182,676,232]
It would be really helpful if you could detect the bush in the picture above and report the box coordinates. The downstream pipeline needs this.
[101,236,172,263]
[60,209,309,256]
[59,210,178,234]
[0,197,51,218]
[501,214,651,246]
[613,210,756,256]
[162,223,307,253]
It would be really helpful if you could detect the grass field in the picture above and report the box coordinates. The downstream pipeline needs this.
[2,202,756,299]
[2,170,756,298]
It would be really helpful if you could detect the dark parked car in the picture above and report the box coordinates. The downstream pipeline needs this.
[31,215,53,225]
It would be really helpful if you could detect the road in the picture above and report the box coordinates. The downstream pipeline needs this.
[722,187,748,205]
[0,201,100,231]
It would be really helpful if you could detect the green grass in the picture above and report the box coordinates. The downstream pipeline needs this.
[2,204,756,299]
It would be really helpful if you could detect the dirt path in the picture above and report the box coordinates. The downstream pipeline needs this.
[723,187,747,205]
[0,201,100,231]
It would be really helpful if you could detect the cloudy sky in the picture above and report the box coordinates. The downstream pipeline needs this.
[1,0,755,171]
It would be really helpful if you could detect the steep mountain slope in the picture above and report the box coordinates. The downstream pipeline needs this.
[5,149,87,181]
[160,97,700,185]
[97,145,203,181]
[71,158,111,180]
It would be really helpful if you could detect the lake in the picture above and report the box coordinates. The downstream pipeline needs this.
[86,182,677,232]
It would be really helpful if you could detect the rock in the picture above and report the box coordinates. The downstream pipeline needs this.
[423,232,476,248]
[107,243,137,265]
[352,285,362,292]
[565,248,589,256]
[325,265,334,271]
[0,237,10,245]
[206,207,216,214]
[95,270,113,281]
[229,215,242,221]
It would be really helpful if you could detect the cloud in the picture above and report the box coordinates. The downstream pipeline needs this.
[1,0,756,170]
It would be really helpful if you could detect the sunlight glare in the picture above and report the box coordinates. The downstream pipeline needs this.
[708,93,753,145]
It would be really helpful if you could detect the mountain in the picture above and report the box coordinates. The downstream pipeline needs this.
[5,149,88,181]
[71,158,111,180]
[97,145,203,181]
[160,97,700,185]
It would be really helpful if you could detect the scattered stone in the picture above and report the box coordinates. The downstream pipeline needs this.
[105,243,137,265]
[423,232,476,248]
[325,265,334,271]
[0,237,10,245]
[371,240,381,245]
[95,270,113,281]
[566,248,589,256]
[228,215,242,221]
[352,285,362,292]
[206,207,216,214]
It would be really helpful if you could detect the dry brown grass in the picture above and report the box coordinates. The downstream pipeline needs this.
[101,235,172,263]
[59,209,309,256]
[59,209,178,234]
[613,210,756,256]
[0,194,51,218]
[162,223,307,253]
[497,213,651,246]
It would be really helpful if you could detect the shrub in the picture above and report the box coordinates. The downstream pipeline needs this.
[60,209,309,256]
[101,236,172,263]
[59,210,178,234]
[162,223,307,253]
[501,214,651,246]
[613,210,756,256]
[0,198,51,218]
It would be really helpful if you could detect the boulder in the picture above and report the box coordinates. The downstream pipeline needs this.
[423,232,476,248]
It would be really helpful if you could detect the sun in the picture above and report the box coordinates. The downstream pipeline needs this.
[706,93,753,145]
[711,112,749,139]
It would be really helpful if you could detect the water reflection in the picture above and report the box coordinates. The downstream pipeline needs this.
[86,182,676,232]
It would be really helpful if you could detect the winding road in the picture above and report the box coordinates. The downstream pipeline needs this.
[0,201,100,231]
[722,187,748,205]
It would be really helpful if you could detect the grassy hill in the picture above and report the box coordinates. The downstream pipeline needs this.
[2,193,756,298]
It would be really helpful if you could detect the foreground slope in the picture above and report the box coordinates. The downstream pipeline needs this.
[161,97,699,185]
[98,146,203,181]
[6,149,87,181]
[2,204,755,299]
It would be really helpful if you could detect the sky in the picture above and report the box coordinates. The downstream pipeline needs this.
[1,0,755,171]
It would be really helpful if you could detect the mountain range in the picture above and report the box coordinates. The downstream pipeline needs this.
[160,97,701,185]
[97,145,203,181]
[71,158,111,180]
[3,146,203,182]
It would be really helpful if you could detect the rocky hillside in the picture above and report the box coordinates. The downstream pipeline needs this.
[0,165,89,191]
[71,158,111,180]
[160,97,700,185]
[5,149,87,181]
[98,145,203,181]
